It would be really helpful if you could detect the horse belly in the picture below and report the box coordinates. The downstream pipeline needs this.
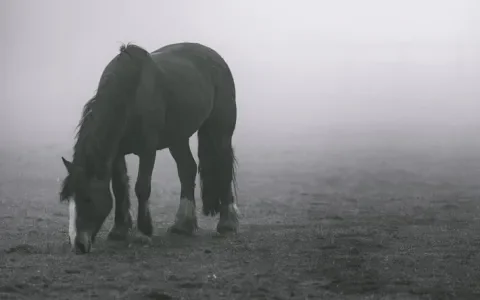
[165,93,213,143]
[118,118,169,155]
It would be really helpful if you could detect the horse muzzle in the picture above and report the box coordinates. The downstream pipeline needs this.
[73,232,92,254]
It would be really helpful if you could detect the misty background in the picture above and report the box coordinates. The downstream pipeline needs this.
[1,0,480,176]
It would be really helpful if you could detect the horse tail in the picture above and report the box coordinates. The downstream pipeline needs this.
[197,61,237,215]
[197,121,238,216]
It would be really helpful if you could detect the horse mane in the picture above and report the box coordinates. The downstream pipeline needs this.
[60,43,151,202]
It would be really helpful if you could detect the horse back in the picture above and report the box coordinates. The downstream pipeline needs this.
[148,44,230,143]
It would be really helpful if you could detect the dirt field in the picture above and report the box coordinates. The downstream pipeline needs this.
[1,140,480,299]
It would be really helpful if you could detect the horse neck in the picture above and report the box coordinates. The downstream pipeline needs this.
[73,104,125,179]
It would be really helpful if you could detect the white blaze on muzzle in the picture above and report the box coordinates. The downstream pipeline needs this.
[68,200,77,246]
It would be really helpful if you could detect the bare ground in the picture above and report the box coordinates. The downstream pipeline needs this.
[1,143,480,299]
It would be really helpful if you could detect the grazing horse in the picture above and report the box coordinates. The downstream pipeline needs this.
[60,42,239,254]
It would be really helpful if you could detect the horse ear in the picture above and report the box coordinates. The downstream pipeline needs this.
[62,157,75,174]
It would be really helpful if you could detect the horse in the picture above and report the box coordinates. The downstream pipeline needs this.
[60,42,239,254]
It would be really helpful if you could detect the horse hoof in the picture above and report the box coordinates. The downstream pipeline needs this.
[216,222,238,235]
[128,231,152,245]
[168,220,198,236]
[107,228,130,241]
[137,221,153,237]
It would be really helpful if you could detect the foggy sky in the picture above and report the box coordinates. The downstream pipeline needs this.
[2,0,479,148]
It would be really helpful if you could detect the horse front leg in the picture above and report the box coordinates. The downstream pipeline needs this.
[135,149,157,238]
[167,140,199,235]
[108,155,133,241]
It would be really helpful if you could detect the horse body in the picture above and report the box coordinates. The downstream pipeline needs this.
[60,42,238,254]
[118,43,229,155]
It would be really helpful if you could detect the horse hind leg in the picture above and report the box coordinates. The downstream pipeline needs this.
[167,140,199,235]
[217,182,239,234]
[107,155,133,241]
[134,148,157,238]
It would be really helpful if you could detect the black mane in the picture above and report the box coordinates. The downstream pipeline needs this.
[60,43,151,201]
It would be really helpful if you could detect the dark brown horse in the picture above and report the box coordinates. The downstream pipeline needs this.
[60,43,239,254]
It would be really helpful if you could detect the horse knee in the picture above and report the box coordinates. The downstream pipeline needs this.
[135,179,151,201]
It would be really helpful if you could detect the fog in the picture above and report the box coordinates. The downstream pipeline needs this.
[2,0,480,155]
